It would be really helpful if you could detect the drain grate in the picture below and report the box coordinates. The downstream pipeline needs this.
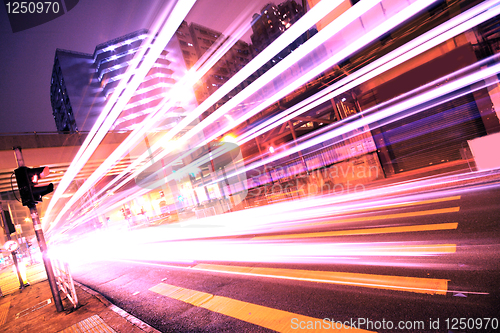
[15,298,52,319]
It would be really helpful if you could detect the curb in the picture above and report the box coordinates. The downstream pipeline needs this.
[74,281,161,333]
[74,281,111,307]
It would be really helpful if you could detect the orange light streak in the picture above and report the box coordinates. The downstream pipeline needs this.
[278,206,460,231]
[191,263,450,295]
[323,195,461,216]
[254,222,458,240]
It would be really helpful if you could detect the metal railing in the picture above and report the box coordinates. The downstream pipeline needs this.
[52,259,79,308]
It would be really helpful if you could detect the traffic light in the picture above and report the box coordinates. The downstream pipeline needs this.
[14,166,54,207]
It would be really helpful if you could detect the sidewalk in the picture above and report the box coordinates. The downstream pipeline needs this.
[0,263,161,333]
[0,263,47,296]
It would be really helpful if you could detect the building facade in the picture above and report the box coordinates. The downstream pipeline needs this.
[50,29,192,133]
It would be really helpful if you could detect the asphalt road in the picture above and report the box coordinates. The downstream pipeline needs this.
[69,174,500,333]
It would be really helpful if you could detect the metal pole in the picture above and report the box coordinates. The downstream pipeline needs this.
[0,203,25,290]
[29,206,64,312]
[13,147,64,312]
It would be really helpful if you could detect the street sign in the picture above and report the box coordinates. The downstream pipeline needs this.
[4,240,19,252]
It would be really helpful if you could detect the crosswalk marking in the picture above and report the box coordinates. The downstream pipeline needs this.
[315,195,461,217]
[254,222,458,240]
[268,206,460,232]
[191,263,449,295]
[150,283,375,333]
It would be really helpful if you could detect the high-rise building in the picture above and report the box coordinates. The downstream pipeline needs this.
[185,23,253,116]
[251,1,310,57]
[50,29,192,133]
[50,22,254,133]
[51,48,97,133]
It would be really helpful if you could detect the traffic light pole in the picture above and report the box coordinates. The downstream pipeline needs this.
[0,203,25,290]
[13,147,64,312]
[29,205,63,312]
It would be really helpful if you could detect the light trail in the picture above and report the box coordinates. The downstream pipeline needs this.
[137,261,486,296]
[98,0,350,181]
[49,175,500,306]
[48,0,266,231]
[47,0,352,229]
[232,195,462,230]
[52,236,458,266]
[44,0,197,226]
[62,0,437,224]
[191,263,450,295]
[201,4,500,185]
[61,129,500,240]
[284,195,461,218]
[87,0,374,196]
[46,0,263,230]
[254,222,459,240]
[129,260,487,296]
[267,207,461,230]
[47,0,500,241]
[51,184,468,256]
[197,0,440,147]
[64,139,241,230]
[207,1,500,186]
[60,0,474,231]
[57,150,489,237]
[218,57,500,185]
[56,168,500,247]
[35,2,500,319]
[186,0,384,142]
[236,0,500,145]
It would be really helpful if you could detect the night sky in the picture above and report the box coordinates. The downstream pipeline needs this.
[0,0,271,134]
